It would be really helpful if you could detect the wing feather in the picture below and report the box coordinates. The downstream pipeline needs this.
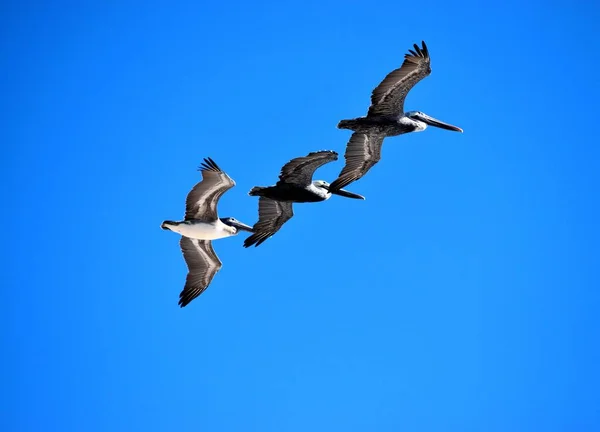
[243,198,294,248]
[277,150,338,186]
[185,158,235,221]
[178,237,222,307]
[367,41,431,117]
[328,130,385,192]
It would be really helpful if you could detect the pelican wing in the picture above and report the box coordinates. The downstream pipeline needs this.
[185,158,235,221]
[328,130,385,192]
[178,237,222,307]
[277,150,338,186]
[243,198,294,248]
[367,41,431,117]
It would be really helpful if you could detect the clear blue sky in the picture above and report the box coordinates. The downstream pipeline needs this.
[2,1,599,431]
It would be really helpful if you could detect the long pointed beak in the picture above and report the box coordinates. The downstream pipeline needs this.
[231,221,254,232]
[330,188,365,200]
[420,114,463,132]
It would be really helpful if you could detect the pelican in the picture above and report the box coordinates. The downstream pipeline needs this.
[243,150,364,247]
[161,158,253,307]
[329,41,463,192]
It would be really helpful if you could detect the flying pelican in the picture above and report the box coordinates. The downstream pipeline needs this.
[161,158,253,307]
[329,41,463,192]
[243,150,364,248]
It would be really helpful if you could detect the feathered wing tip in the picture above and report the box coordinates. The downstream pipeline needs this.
[242,232,264,248]
[243,226,277,248]
[328,175,358,193]
[241,219,266,248]
[304,150,338,158]
[198,157,223,173]
[242,198,293,248]
[179,290,195,308]
[241,218,262,247]
[405,41,429,60]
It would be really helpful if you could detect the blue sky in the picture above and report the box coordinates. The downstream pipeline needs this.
[2,1,599,431]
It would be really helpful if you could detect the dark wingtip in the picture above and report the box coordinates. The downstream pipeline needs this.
[305,149,338,160]
[178,289,195,308]
[315,149,338,161]
[198,157,222,173]
[243,233,268,248]
[242,234,254,248]
[329,175,355,194]
[328,180,342,193]
[178,294,188,307]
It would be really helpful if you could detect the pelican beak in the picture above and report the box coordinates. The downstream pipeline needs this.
[230,220,254,233]
[418,113,463,132]
[330,188,365,200]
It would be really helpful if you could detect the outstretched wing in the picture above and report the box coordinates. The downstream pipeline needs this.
[178,237,223,307]
[367,41,431,117]
[277,150,338,186]
[243,198,294,248]
[328,130,386,192]
[185,158,235,221]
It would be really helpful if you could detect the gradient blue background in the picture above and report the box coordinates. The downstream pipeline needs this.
[2,1,599,431]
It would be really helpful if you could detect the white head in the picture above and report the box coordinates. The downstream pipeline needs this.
[405,111,463,133]
[404,111,428,132]
[219,217,254,235]
[312,180,330,190]
[312,180,365,200]
[311,180,332,199]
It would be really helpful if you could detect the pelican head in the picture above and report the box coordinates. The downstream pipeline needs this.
[405,111,463,133]
[313,180,365,200]
[219,217,254,234]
